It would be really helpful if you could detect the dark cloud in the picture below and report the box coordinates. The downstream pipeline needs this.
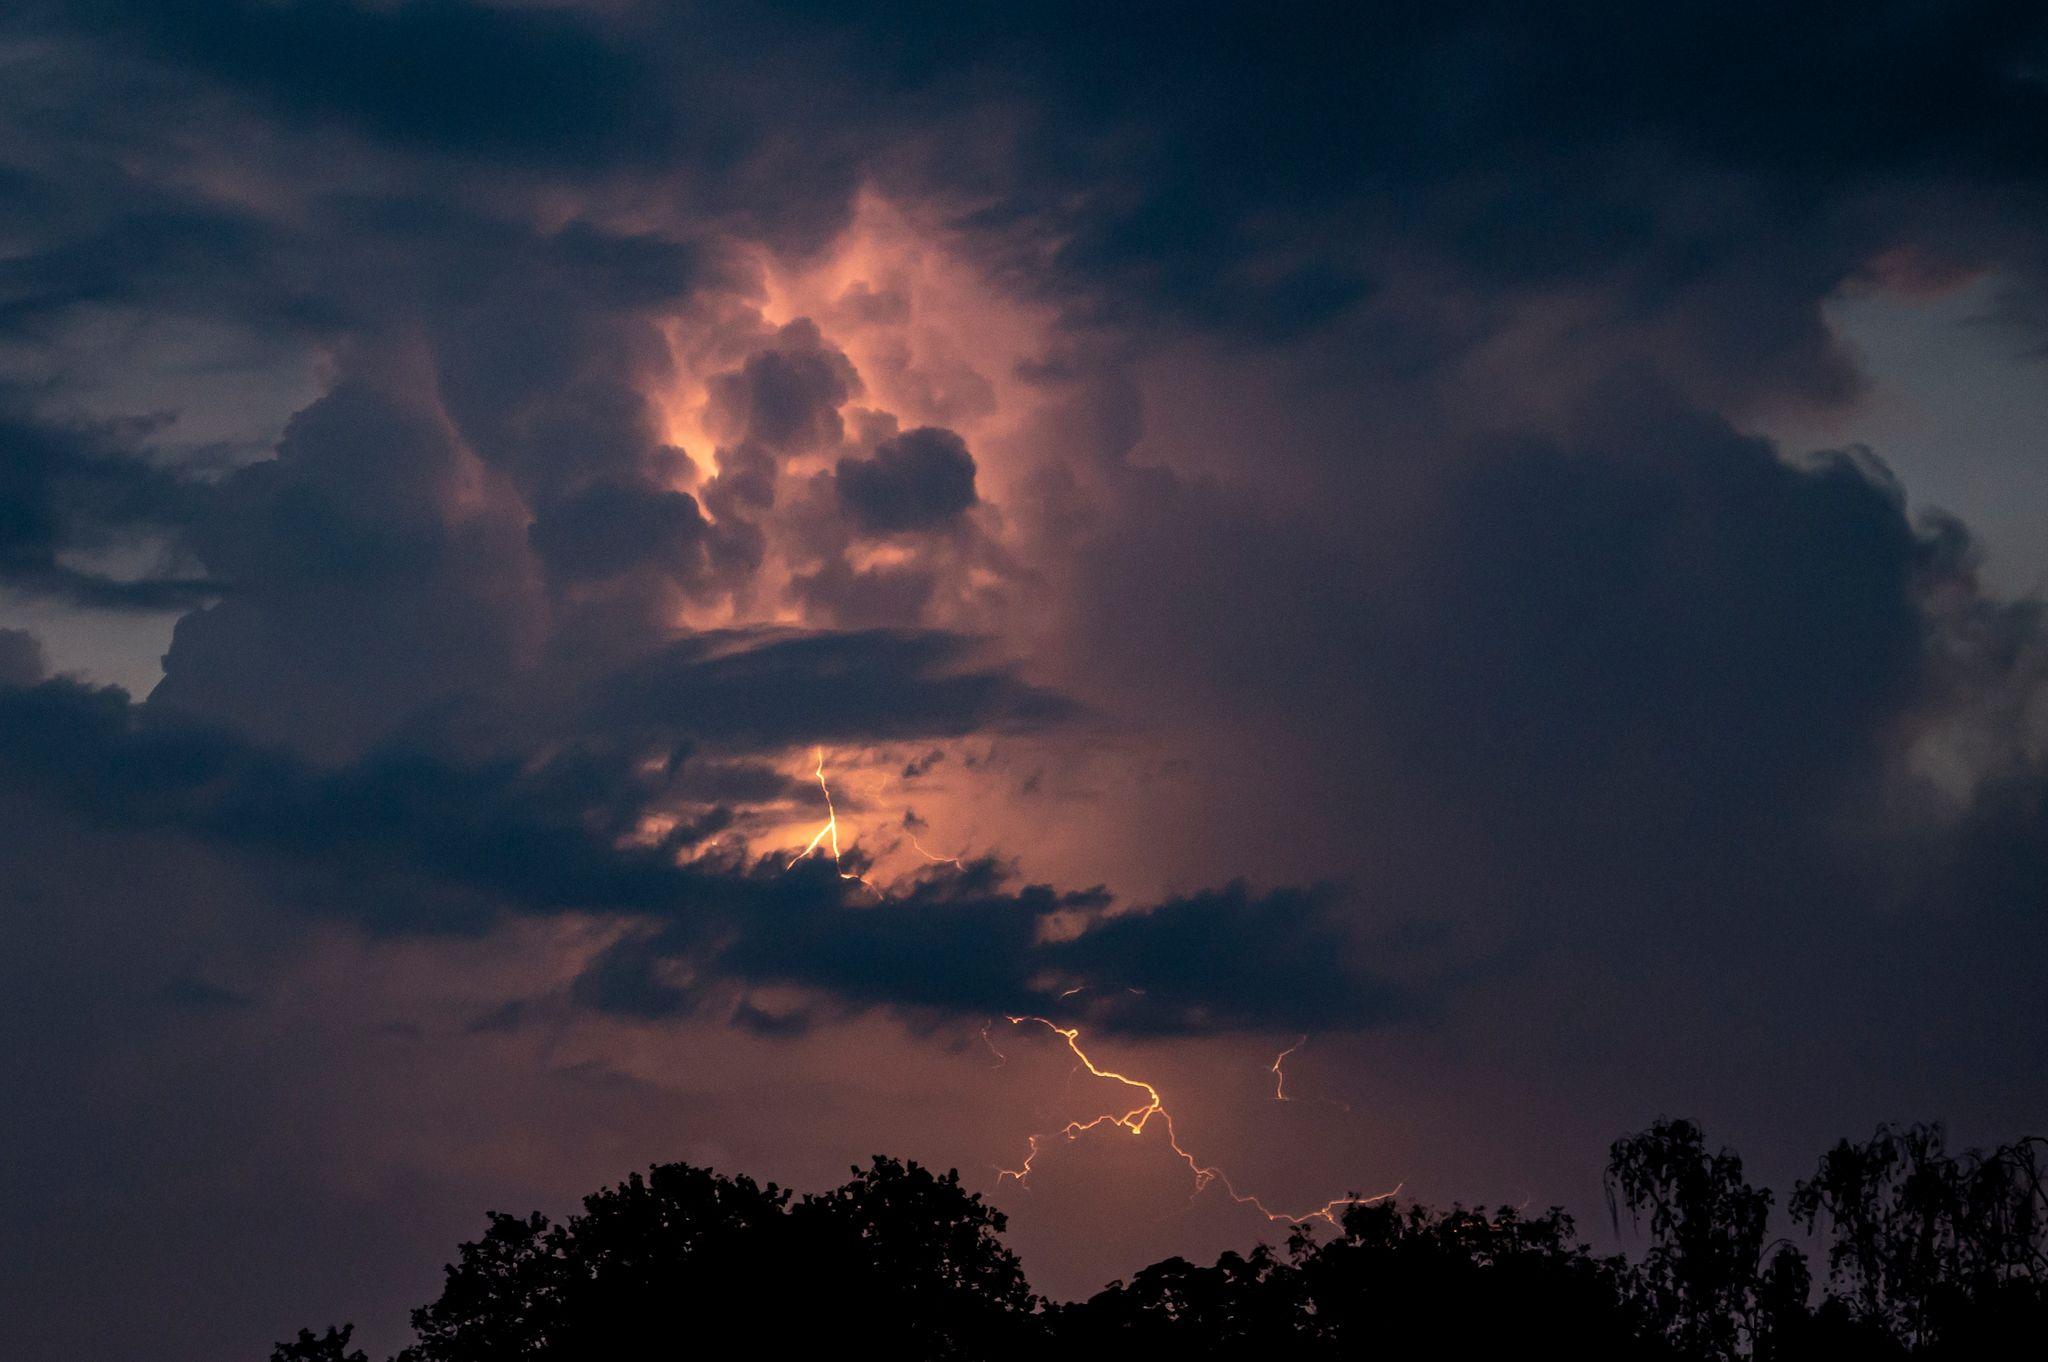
[789,557,940,629]
[931,1,2048,369]
[150,369,536,756]
[0,628,45,686]
[159,976,257,1013]
[13,1,2045,383]
[835,426,980,536]
[0,403,216,610]
[0,678,682,932]
[590,628,1074,747]
[527,482,715,584]
[695,868,1409,1036]
[102,0,656,164]
[0,671,1404,1034]
[1046,371,2048,1109]
[571,858,1418,1038]
[1367,406,1931,847]
[1068,391,2008,893]
[705,321,860,458]
[0,0,2033,1048]
[1049,883,1399,1035]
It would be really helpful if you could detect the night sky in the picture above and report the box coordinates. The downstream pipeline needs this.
[5,4,2048,1357]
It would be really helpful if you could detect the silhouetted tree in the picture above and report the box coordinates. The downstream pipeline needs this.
[1049,1197,1667,1358]
[393,1163,793,1360]
[387,1157,1031,1361]
[394,1209,569,1361]
[1047,1242,1304,1357]
[1608,1118,1774,1359]
[271,1324,368,1362]
[1790,1124,2048,1352]
[788,1156,1039,1359]
[1297,1198,1669,1359]
[278,1121,2047,1361]
[1750,1243,1816,1361]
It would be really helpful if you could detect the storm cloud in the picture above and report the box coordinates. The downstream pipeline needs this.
[836,427,979,535]
[0,670,1402,1030]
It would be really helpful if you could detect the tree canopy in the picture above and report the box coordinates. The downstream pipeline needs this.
[277,1124,2045,1361]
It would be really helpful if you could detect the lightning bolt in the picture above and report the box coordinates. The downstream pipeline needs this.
[908,833,964,868]
[1271,1034,1352,1112]
[785,748,879,896]
[980,1020,1009,1067]
[786,752,975,891]
[995,1016,1400,1226]
[1272,1036,1307,1101]
[787,755,1387,1226]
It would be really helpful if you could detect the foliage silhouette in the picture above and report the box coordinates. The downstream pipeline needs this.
[279,1126,2045,1360]
[1789,1124,2048,1354]
[1277,1199,1668,1359]
[271,1324,367,1362]
[1607,1117,1775,1358]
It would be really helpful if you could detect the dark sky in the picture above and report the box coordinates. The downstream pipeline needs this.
[4,3,2048,1357]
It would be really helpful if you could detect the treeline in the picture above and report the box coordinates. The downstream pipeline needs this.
[278,1120,2044,1360]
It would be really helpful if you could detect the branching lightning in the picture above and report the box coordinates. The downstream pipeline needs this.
[781,751,1392,1229]
[787,751,972,892]
[785,748,879,895]
[785,747,844,869]
[995,1016,1400,1227]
